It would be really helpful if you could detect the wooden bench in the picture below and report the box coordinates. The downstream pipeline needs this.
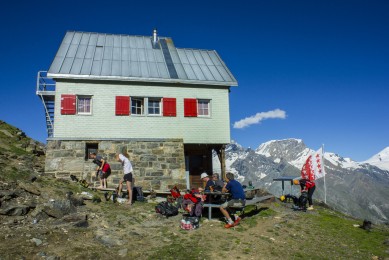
[91,187,173,196]
[203,195,274,220]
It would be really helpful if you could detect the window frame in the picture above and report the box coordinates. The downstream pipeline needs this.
[197,99,211,117]
[77,95,93,115]
[131,97,145,116]
[147,97,162,116]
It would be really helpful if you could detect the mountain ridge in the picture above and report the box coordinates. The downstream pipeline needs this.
[214,138,389,224]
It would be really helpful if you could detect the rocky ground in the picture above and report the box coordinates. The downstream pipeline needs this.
[0,173,388,260]
[0,121,388,259]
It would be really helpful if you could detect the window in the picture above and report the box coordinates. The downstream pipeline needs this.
[85,143,98,160]
[184,98,211,117]
[198,99,210,116]
[77,96,92,115]
[148,98,161,115]
[131,97,144,115]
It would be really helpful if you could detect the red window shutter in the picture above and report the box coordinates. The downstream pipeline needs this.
[163,98,176,117]
[184,98,197,117]
[61,94,76,115]
[115,96,130,115]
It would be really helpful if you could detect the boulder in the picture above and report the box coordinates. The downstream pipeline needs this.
[0,205,30,216]
[18,182,41,196]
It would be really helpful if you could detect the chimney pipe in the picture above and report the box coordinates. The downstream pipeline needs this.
[153,28,158,45]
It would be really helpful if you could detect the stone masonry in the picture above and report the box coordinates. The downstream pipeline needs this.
[45,139,186,190]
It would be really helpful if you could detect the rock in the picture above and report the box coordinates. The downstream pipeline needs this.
[0,190,17,201]
[95,229,124,247]
[43,206,66,219]
[74,220,89,228]
[18,182,41,196]
[62,213,87,223]
[118,249,128,257]
[46,256,60,260]
[30,206,50,222]
[31,238,42,246]
[43,199,77,218]
[0,205,30,216]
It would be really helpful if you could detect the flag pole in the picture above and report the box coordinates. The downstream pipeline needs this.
[322,144,327,204]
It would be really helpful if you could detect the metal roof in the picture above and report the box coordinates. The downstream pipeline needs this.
[47,31,238,86]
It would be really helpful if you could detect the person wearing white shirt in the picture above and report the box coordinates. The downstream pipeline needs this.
[116,153,133,205]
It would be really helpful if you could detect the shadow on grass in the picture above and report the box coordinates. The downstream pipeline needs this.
[241,206,270,219]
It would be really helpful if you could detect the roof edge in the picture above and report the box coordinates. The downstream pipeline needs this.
[46,73,238,87]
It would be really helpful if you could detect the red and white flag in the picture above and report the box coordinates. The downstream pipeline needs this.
[301,148,325,181]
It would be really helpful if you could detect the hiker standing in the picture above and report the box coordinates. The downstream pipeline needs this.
[220,172,246,228]
[116,153,133,205]
[299,179,316,210]
[90,153,111,189]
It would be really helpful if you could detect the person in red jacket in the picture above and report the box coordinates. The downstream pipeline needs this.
[299,179,316,210]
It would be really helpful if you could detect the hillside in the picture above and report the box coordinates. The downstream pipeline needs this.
[0,122,388,259]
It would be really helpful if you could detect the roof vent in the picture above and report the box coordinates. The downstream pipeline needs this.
[153,28,158,45]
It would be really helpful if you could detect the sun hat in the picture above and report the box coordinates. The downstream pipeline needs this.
[200,172,209,179]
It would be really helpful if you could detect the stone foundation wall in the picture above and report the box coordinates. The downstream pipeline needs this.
[45,139,186,190]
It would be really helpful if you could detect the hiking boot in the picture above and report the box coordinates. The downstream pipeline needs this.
[234,217,242,225]
[307,206,314,210]
[224,222,235,228]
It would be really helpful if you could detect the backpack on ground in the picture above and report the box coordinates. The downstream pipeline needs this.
[298,192,308,209]
[180,216,200,230]
[155,201,179,217]
[132,186,145,202]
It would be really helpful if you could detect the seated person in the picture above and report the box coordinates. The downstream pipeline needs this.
[219,172,246,228]
[208,173,224,192]
[199,172,212,192]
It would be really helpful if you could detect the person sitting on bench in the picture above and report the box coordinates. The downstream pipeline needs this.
[220,172,246,228]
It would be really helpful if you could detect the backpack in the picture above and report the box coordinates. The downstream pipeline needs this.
[132,186,145,202]
[155,201,179,217]
[180,216,200,230]
[298,192,308,209]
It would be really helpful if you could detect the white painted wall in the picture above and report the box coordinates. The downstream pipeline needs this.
[53,81,231,144]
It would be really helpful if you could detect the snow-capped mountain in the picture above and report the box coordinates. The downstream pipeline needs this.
[362,147,389,171]
[213,139,389,224]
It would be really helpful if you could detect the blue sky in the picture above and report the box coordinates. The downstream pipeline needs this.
[0,0,388,161]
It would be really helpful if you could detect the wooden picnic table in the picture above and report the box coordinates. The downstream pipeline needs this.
[202,188,269,220]
[272,176,301,195]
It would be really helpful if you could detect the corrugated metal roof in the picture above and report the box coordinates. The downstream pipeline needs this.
[47,31,238,86]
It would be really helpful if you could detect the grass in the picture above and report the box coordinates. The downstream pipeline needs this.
[147,232,208,260]
[286,208,389,259]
